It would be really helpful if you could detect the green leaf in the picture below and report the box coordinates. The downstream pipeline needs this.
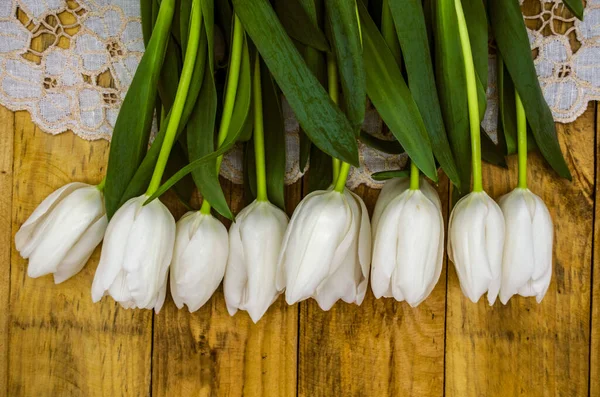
[231,0,359,167]
[188,56,230,217]
[388,0,460,188]
[141,0,154,46]
[358,1,437,182]
[325,0,366,134]
[371,169,410,181]
[273,0,330,52]
[497,54,517,155]
[433,0,471,195]
[381,0,402,66]
[164,140,196,208]
[180,0,193,51]
[480,128,507,168]
[119,9,209,208]
[260,61,286,210]
[462,0,488,118]
[307,144,333,192]
[359,130,404,154]
[488,0,571,179]
[158,37,182,112]
[563,0,584,20]
[104,0,175,218]
[187,0,234,220]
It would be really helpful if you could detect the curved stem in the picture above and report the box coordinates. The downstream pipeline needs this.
[454,0,483,193]
[200,14,245,214]
[516,90,528,189]
[334,162,351,193]
[409,161,420,190]
[253,56,268,202]
[146,0,202,197]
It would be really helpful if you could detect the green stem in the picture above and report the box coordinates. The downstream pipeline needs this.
[253,56,268,202]
[409,161,420,190]
[454,0,482,193]
[334,162,351,193]
[200,14,245,215]
[97,177,106,192]
[146,0,202,197]
[516,90,528,189]
[327,53,341,183]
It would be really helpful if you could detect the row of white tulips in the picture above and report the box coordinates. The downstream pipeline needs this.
[15,174,552,323]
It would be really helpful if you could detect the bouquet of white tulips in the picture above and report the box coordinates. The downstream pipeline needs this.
[16,0,578,319]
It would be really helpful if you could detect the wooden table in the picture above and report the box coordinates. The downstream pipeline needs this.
[0,100,598,397]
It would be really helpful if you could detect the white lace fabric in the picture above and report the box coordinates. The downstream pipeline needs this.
[0,0,596,189]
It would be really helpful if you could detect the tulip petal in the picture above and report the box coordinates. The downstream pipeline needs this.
[122,199,175,311]
[15,182,88,253]
[53,214,108,284]
[171,213,228,312]
[92,196,138,302]
[351,190,372,305]
[283,190,350,304]
[371,177,410,238]
[224,209,248,316]
[238,202,288,322]
[26,187,105,279]
[499,189,535,304]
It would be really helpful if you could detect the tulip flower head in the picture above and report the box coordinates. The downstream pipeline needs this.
[371,177,444,307]
[498,188,553,304]
[276,188,371,310]
[170,211,229,312]
[91,195,175,312]
[448,191,505,305]
[224,200,288,322]
[16,182,107,284]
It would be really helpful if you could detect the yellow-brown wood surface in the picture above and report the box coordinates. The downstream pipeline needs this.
[1,102,598,397]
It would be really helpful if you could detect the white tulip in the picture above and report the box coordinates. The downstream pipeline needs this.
[276,188,371,310]
[371,178,444,306]
[15,182,107,284]
[170,211,229,312]
[498,188,553,304]
[91,195,175,312]
[224,200,288,322]
[448,191,505,305]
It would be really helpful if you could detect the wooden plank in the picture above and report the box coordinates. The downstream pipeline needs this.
[9,112,153,396]
[152,180,300,397]
[591,102,600,397]
[297,174,449,396]
[444,104,596,396]
[0,105,14,396]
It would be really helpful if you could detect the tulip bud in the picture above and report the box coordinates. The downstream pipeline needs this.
[498,188,553,304]
[276,188,371,310]
[371,178,444,306]
[448,191,505,305]
[170,211,229,312]
[16,182,107,284]
[224,200,288,322]
[91,195,175,312]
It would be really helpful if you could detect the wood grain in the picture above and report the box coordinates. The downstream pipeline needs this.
[0,105,14,396]
[297,174,449,397]
[591,103,600,397]
[444,104,596,397]
[8,111,153,396]
[151,181,300,397]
